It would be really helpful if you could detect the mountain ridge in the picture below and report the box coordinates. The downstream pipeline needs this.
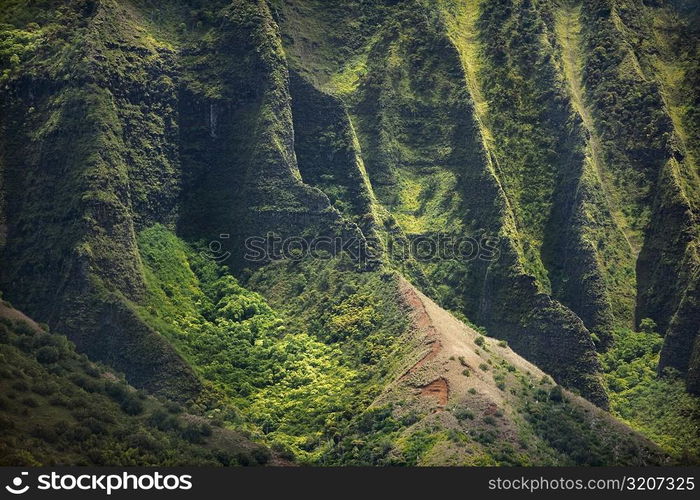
[0,0,698,465]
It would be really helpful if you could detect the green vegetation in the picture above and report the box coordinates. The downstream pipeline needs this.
[0,0,697,467]
[136,225,409,462]
[579,0,673,236]
[0,305,271,466]
[321,350,665,466]
[601,321,700,462]
[280,0,610,403]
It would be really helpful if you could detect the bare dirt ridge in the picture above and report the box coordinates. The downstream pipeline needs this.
[381,278,667,465]
[399,281,443,378]
[394,277,547,411]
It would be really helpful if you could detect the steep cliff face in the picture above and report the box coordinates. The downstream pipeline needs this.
[275,0,609,404]
[273,0,700,399]
[0,0,360,398]
[0,0,698,464]
[175,0,365,272]
[0,0,199,399]
[288,71,377,234]
[575,0,700,393]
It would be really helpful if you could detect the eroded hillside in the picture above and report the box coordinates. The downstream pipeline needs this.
[322,278,667,465]
[0,0,698,465]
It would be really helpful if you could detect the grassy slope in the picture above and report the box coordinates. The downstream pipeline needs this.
[0,300,275,466]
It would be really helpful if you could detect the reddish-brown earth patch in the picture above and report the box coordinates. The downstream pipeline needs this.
[399,281,442,378]
[420,377,450,407]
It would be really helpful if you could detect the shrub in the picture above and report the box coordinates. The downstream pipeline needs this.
[638,318,657,334]
[252,447,271,465]
[120,396,144,416]
[82,418,107,435]
[0,415,15,431]
[475,429,497,445]
[31,424,58,443]
[535,388,549,401]
[128,431,162,452]
[105,382,128,402]
[32,381,57,396]
[21,396,38,408]
[70,374,102,393]
[401,412,420,426]
[200,422,213,437]
[66,425,91,442]
[11,380,28,392]
[14,335,34,352]
[0,324,9,343]
[149,409,179,431]
[48,395,69,407]
[549,385,564,403]
[455,408,474,420]
[164,400,182,414]
[13,321,35,336]
[36,346,60,364]
[213,450,234,466]
[271,443,295,461]
[84,364,101,378]
[235,452,251,466]
[180,422,209,444]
